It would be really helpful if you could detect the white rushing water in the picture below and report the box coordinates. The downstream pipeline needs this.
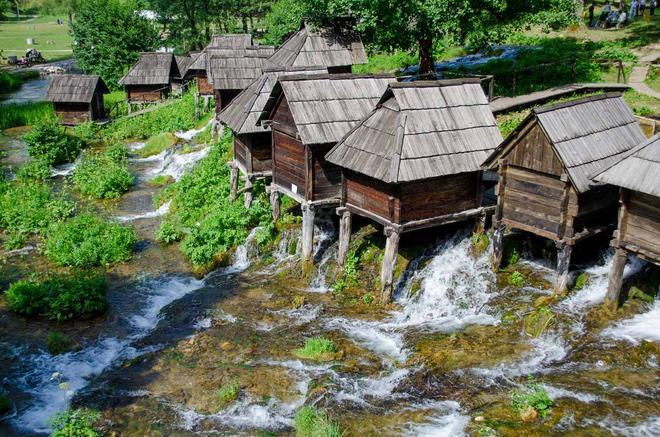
[601,299,660,345]
[116,200,171,223]
[174,119,215,141]
[140,147,210,181]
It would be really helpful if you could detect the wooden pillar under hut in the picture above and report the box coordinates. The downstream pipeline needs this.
[229,162,239,201]
[268,185,280,222]
[336,208,352,266]
[555,242,573,293]
[605,248,628,307]
[301,203,316,263]
[243,178,253,209]
[380,226,401,303]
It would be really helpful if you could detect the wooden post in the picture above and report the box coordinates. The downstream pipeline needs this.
[491,224,504,269]
[301,203,316,263]
[605,248,627,308]
[269,185,280,222]
[380,226,401,303]
[555,242,573,293]
[337,209,352,266]
[243,178,253,209]
[229,164,239,201]
[194,93,200,119]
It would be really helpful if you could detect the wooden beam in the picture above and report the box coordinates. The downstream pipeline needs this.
[557,173,572,240]
[400,206,494,233]
[229,164,239,201]
[605,247,627,308]
[305,145,313,202]
[269,184,280,222]
[495,158,508,222]
[337,209,352,266]
[301,202,316,263]
[380,226,401,303]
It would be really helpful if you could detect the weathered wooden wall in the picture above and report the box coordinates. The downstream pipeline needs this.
[345,171,398,223]
[127,85,166,102]
[621,190,660,262]
[506,122,563,176]
[573,185,619,231]
[196,72,214,95]
[234,132,272,174]
[312,144,342,201]
[271,95,297,137]
[54,102,91,125]
[272,130,306,198]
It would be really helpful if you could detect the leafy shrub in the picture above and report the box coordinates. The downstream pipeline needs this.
[471,232,490,253]
[155,219,182,244]
[73,148,133,199]
[47,332,73,355]
[217,383,239,409]
[332,251,359,293]
[293,337,337,361]
[45,214,137,267]
[3,233,27,250]
[508,271,524,288]
[5,272,107,321]
[572,272,589,291]
[50,408,100,437]
[294,407,343,437]
[23,121,83,166]
[137,132,178,158]
[0,182,73,238]
[362,293,374,305]
[511,379,553,419]
[16,159,51,182]
[353,50,419,74]
[72,122,98,142]
[261,0,306,46]
[0,393,11,415]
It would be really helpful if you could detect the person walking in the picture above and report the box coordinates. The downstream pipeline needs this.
[650,0,656,15]
[589,2,596,26]
[629,0,638,20]
[640,0,646,15]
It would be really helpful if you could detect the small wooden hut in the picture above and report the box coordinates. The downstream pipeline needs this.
[218,66,327,207]
[258,73,394,261]
[46,74,110,125]
[593,134,660,307]
[207,45,275,113]
[326,80,503,299]
[119,52,179,112]
[172,54,196,93]
[483,93,647,291]
[268,22,367,73]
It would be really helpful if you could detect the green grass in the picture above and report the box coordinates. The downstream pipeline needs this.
[353,51,418,74]
[0,101,54,129]
[0,15,73,63]
[147,175,175,187]
[216,383,239,409]
[293,337,337,361]
[294,407,342,437]
[623,89,660,116]
[508,271,524,288]
[73,146,134,199]
[104,90,128,118]
[510,379,553,419]
[644,66,660,93]
[47,331,73,355]
[137,132,178,158]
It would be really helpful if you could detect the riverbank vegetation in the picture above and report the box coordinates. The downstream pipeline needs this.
[23,120,83,165]
[0,101,54,130]
[72,145,133,199]
[294,407,343,437]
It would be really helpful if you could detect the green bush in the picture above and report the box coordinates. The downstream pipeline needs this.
[0,71,22,94]
[293,337,337,361]
[217,383,239,409]
[16,159,52,182]
[72,147,133,199]
[155,219,182,244]
[50,408,100,437]
[71,122,98,143]
[294,407,343,437]
[23,120,84,166]
[332,251,359,294]
[508,271,524,288]
[353,51,419,74]
[510,379,553,419]
[5,272,107,321]
[572,272,589,291]
[47,332,73,355]
[45,214,137,267]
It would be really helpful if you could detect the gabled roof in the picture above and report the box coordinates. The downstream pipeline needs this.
[483,93,646,193]
[268,23,368,68]
[326,80,502,183]
[187,34,262,74]
[207,46,276,90]
[218,66,327,134]
[175,55,195,79]
[259,73,395,146]
[210,34,253,49]
[119,52,179,86]
[46,74,109,103]
[594,133,660,198]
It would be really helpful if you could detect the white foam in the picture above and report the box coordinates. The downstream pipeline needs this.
[592,415,660,437]
[403,401,469,437]
[174,119,215,141]
[601,300,660,345]
[543,384,601,403]
[145,147,210,181]
[116,200,171,222]
[325,317,408,363]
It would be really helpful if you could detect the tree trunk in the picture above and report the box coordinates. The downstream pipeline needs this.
[418,38,434,78]
[242,16,248,33]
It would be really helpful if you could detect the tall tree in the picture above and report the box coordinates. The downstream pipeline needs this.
[262,0,304,45]
[70,0,159,89]
[303,0,577,76]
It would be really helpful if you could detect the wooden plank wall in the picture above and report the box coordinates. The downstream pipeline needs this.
[399,172,479,222]
[272,95,298,137]
[127,86,164,102]
[54,102,91,125]
[312,144,342,201]
[249,132,272,172]
[272,129,306,197]
[573,185,618,231]
[234,136,249,171]
[506,122,563,176]
[197,72,214,95]
[623,191,660,260]
[345,171,397,222]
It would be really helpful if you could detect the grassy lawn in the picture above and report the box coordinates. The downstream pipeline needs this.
[646,66,660,93]
[0,14,73,63]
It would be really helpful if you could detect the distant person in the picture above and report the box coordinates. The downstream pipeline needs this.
[589,2,596,26]
[651,0,656,15]
[629,0,638,19]
[640,0,646,14]
[617,11,628,26]
[600,1,612,25]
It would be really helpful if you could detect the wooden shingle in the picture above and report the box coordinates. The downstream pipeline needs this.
[207,46,276,90]
[47,74,109,103]
[119,52,179,86]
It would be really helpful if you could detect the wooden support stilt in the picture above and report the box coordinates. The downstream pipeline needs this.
[194,93,200,118]
[229,164,238,201]
[127,101,132,115]
[491,223,504,270]
[268,185,280,222]
[555,242,573,293]
[337,209,352,266]
[380,226,401,303]
[203,96,210,113]
[243,178,253,209]
[301,203,316,263]
[605,247,627,308]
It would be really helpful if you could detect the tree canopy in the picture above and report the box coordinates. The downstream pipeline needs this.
[70,0,159,89]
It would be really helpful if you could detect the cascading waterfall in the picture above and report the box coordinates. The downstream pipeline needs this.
[601,299,660,344]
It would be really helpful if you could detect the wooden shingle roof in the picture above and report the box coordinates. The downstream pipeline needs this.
[259,73,395,146]
[175,55,195,79]
[594,133,660,198]
[207,46,276,90]
[483,93,646,193]
[268,23,368,68]
[187,34,260,74]
[46,74,109,103]
[218,66,327,134]
[119,52,179,86]
[326,80,502,183]
[210,34,253,49]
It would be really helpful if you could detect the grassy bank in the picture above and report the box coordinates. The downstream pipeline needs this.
[0,15,73,63]
[0,101,54,129]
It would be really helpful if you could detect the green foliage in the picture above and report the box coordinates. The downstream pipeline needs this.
[294,406,343,437]
[0,393,11,415]
[353,51,419,74]
[216,382,240,408]
[508,271,524,288]
[72,147,133,199]
[362,293,374,305]
[5,272,107,321]
[0,71,22,94]
[572,272,589,291]
[261,0,306,46]
[0,102,55,130]
[23,120,83,166]
[156,130,272,266]
[47,331,73,355]
[332,250,359,293]
[16,159,51,183]
[524,306,554,337]
[137,132,178,158]
[45,214,137,267]
[147,175,175,187]
[0,181,74,239]
[50,408,100,437]
[70,0,159,89]
[471,232,490,253]
[71,122,98,143]
[510,378,553,418]
[293,337,337,361]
